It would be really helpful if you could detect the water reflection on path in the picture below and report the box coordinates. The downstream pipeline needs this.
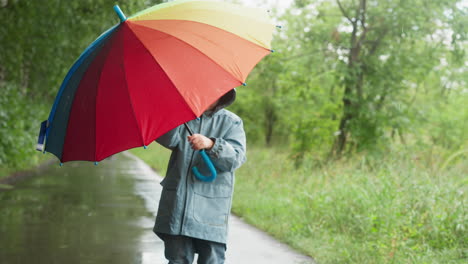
[0,153,166,264]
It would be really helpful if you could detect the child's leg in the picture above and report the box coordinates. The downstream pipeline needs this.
[159,233,196,264]
[193,238,226,264]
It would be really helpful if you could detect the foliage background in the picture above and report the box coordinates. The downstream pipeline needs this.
[0,0,163,174]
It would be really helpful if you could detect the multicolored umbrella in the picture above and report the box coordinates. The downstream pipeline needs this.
[37,0,275,167]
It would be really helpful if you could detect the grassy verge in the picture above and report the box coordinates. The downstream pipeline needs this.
[129,142,171,175]
[0,153,51,181]
[131,144,467,263]
[233,146,467,263]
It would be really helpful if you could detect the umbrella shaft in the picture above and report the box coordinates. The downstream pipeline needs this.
[184,123,194,136]
[113,5,127,23]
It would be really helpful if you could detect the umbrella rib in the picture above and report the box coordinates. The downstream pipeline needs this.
[125,25,201,117]
[62,28,117,162]
[46,25,118,162]
[175,21,247,81]
[122,67,146,147]
[120,31,147,147]
[94,30,123,162]
[48,24,119,126]
[130,21,246,85]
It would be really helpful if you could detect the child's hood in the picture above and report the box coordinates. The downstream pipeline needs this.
[209,89,236,114]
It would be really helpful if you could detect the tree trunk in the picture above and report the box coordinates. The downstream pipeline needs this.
[334,87,353,154]
[333,0,366,155]
[264,100,276,146]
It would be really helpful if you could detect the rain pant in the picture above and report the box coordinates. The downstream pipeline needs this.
[154,91,246,244]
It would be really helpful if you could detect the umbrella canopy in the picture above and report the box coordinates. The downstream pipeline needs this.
[37,0,275,163]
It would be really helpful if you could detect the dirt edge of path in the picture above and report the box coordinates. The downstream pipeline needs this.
[0,159,55,191]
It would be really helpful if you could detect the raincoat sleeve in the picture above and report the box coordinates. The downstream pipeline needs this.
[207,119,246,172]
[156,125,182,150]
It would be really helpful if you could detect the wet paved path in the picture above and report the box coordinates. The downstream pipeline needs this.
[0,153,314,264]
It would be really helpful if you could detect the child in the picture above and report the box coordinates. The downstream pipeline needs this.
[154,89,246,264]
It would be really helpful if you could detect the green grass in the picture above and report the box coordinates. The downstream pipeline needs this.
[129,142,171,175]
[131,144,467,264]
[233,146,467,263]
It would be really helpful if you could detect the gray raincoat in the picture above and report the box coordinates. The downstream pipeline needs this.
[154,90,246,244]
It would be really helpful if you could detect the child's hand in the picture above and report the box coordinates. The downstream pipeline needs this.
[187,134,214,151]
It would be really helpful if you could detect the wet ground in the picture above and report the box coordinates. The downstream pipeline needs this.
[0,153,314,264]
[0,154,164,264]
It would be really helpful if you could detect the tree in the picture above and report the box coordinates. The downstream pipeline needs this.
[330,0,463,154]
[0,0,163,100]
[238,0,466,160]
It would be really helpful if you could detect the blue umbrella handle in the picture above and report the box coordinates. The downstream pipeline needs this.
[184,122,217,182]
[192,150,217,182]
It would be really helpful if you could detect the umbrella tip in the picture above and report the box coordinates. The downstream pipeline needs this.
[59,163,63,167]
[242,83,247,86]
[113,5,127,23]
[143,145,148,149]
[270,49,275,53]
[94,161,99,166]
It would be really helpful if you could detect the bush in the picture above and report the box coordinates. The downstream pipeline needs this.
[0,82,48,171]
